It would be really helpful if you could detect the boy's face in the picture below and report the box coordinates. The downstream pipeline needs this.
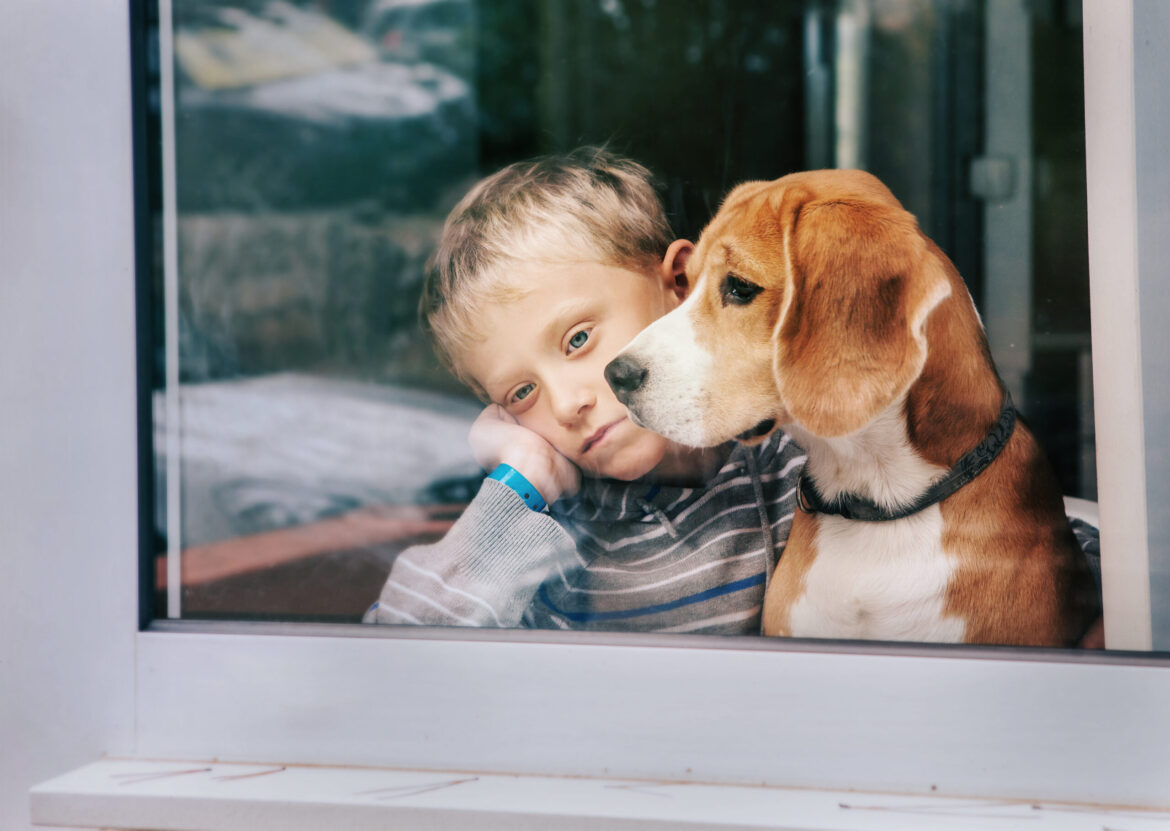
[462,249,691,481]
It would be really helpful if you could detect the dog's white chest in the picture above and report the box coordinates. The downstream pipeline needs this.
[788,506,967,642]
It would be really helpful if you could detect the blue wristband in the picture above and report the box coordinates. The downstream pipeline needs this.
[486,463,548,512]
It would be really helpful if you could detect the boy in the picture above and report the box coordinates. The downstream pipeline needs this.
[364,147,806,634]
[364,147,1100,637]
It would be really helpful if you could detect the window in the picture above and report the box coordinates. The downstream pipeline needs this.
[6,0,1157,812]
[140,0,1151,648]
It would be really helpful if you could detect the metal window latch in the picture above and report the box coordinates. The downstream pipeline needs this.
[969,155,1017,202]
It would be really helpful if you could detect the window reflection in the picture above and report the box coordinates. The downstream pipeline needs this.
[150,0,1098,634]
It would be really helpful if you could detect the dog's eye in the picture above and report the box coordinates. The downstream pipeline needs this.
[722,274,763,306]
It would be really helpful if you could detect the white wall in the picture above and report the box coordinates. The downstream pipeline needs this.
[0,2,139,829]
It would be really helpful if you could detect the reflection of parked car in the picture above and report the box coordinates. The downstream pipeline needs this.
[173,1,475,211]
[362,0,474,78]
[153,374,483,621]
[155,373,481,547]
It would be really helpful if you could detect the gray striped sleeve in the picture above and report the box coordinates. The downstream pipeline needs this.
[364,480,576,628]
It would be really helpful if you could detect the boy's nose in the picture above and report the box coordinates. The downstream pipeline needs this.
[552,383,595,425]
[605,356,647,404]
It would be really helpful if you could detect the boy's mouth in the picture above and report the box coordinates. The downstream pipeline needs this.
[582,418,625,453]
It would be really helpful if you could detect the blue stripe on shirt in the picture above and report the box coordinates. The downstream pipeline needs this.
[537,572,766,623]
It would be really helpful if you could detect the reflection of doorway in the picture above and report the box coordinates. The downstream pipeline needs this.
[801,0,1093,498]
[802,0,983,301]
[981,0,1032,412]
[986,0,1095,500]
[801,0,1027,391]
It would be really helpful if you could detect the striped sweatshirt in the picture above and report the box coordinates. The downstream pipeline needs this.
[364,431,807,635]
[363,430,1101,635]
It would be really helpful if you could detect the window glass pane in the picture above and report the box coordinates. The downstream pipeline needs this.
[146,0,1121,646]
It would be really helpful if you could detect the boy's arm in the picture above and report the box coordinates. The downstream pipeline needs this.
[469,404,580,506]
[363,479,576,628]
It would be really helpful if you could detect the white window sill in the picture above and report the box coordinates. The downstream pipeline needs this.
[31,758,1170,831]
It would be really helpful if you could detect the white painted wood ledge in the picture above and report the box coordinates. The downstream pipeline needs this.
[30,758,1170,831]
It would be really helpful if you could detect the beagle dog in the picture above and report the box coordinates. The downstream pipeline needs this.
[606,169,1098,646]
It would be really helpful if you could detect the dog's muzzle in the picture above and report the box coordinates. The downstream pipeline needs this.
[605,355,648,405]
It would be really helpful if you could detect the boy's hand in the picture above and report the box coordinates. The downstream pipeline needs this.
[469,405,580,505]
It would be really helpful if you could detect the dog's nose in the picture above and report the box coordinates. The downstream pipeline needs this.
[605,355,648,403]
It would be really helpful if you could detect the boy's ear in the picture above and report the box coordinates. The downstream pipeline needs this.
[659,239,694,301]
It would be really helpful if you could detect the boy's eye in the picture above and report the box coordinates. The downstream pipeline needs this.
[567,329,590,353]
[510,383,535,404]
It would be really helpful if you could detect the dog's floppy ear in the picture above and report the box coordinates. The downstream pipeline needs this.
[773,190,951,437]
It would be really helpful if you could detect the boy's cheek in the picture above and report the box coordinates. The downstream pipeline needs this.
[514,412,573,458]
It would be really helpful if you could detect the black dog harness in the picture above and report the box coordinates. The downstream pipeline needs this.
[795,394,1018,523]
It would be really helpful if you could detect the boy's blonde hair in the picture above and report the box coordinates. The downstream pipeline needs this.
[420,147,673,396]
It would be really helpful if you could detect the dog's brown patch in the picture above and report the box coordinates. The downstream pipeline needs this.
[903,242,1003,466]
[940,427,1099,645]
[761,514,820,636]
[777,196,949,437]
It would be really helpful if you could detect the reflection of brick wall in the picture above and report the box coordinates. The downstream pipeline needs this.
[175,208,446,382]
